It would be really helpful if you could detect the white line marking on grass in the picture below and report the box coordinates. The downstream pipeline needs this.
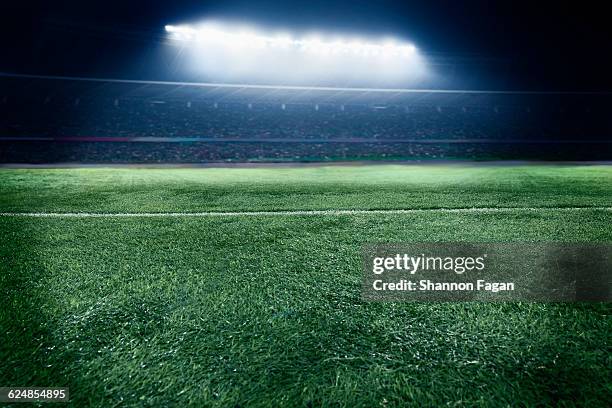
[1,207,611,218]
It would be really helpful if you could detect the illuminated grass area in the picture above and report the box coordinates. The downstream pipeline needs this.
[1,165,611,407]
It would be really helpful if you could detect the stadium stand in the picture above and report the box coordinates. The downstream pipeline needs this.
[1,73,611,162]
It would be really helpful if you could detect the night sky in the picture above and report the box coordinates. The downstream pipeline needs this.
[1,1,610,89]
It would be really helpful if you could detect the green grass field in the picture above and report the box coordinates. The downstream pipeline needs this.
[1,165,611,407]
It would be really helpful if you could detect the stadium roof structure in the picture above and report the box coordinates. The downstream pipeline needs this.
[2,72,612,108]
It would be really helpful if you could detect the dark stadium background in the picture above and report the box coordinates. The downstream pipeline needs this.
[2,0,611,90]
[1,1,611,163]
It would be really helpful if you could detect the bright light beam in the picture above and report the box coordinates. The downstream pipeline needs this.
[163,21,429,85]
[165,23,417,58]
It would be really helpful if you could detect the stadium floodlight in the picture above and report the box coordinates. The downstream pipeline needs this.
[164,25,197,41]
[165,23,417,58]
[163,20,429,85]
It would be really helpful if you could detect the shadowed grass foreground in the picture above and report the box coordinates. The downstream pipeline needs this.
[0,165,611,407]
